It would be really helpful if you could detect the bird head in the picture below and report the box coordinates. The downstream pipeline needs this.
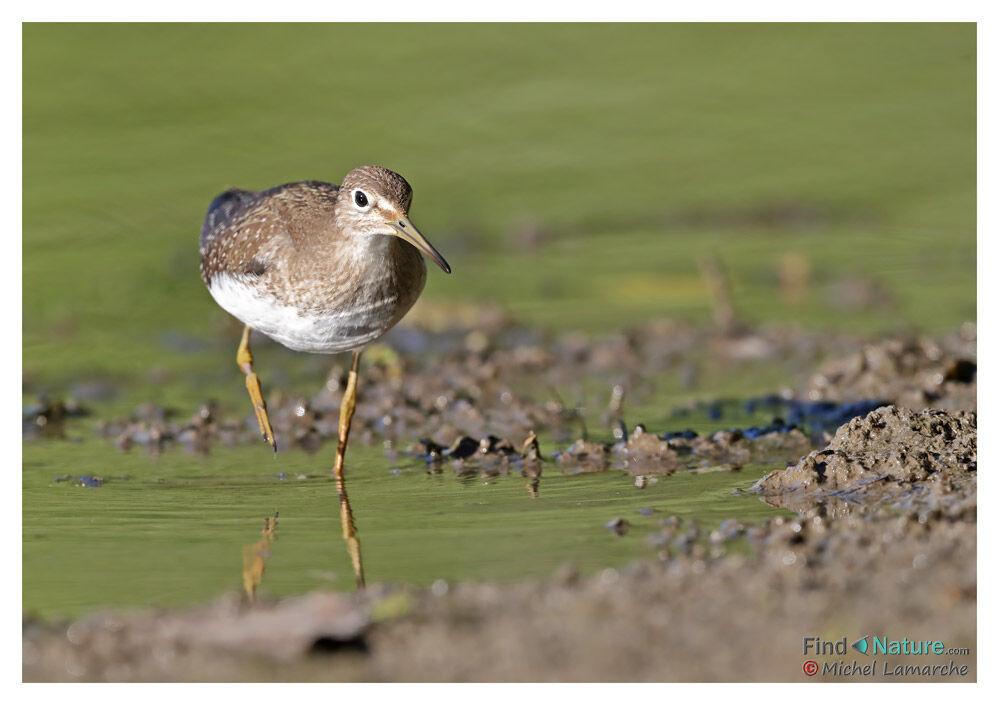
[337,165,451,274]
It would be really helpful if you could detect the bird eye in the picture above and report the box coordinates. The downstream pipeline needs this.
[354,190,369,208]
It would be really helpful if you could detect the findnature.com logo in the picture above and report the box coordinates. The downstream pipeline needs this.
[801,636,971,678]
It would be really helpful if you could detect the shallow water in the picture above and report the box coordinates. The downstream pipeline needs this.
[23,434,786,619]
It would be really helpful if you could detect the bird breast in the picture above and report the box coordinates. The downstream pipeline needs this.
[209,237,427,354]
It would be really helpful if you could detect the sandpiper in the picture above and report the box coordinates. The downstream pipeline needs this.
[199,165,451,588]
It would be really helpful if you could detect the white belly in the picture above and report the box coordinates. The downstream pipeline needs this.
[208,273,403,354]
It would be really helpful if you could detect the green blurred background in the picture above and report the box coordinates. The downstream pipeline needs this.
[24,22,975,406]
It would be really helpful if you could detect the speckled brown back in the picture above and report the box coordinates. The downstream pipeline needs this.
[198,180,340,286]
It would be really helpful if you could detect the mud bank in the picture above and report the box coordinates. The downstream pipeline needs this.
[800,332,976,412]
[753,406,976,517]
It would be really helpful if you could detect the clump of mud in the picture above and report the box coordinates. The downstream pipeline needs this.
[22,591,374,682]
[403,418,813,480]
[800,327,976,412]
[753,406,976,517]
[22,396,89,440]
[95,401,231,456]
[405,433,544,497]
[552,422,813,475]
[650,423,813,471]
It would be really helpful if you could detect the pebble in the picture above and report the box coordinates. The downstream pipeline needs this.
[605,518,629,536]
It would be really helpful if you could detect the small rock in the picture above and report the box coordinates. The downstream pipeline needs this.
[605,517,629,536]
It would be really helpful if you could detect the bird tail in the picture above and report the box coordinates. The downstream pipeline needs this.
[200,189,257,250]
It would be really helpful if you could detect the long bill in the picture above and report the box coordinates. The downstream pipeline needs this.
[390,217,452,274]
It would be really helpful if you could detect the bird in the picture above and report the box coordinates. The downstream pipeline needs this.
[199,165,451,588]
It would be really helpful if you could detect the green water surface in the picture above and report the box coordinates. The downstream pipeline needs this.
[23,436,783,619]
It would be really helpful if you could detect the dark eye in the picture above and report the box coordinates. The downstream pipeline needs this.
[354,190,368,207]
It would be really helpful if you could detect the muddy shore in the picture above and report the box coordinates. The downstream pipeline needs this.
[23,321,977,682]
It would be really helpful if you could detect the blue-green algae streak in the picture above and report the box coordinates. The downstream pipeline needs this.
[23,435,784,619]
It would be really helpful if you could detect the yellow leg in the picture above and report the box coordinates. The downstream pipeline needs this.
[333,350,365,589]
[237,326,276,453]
